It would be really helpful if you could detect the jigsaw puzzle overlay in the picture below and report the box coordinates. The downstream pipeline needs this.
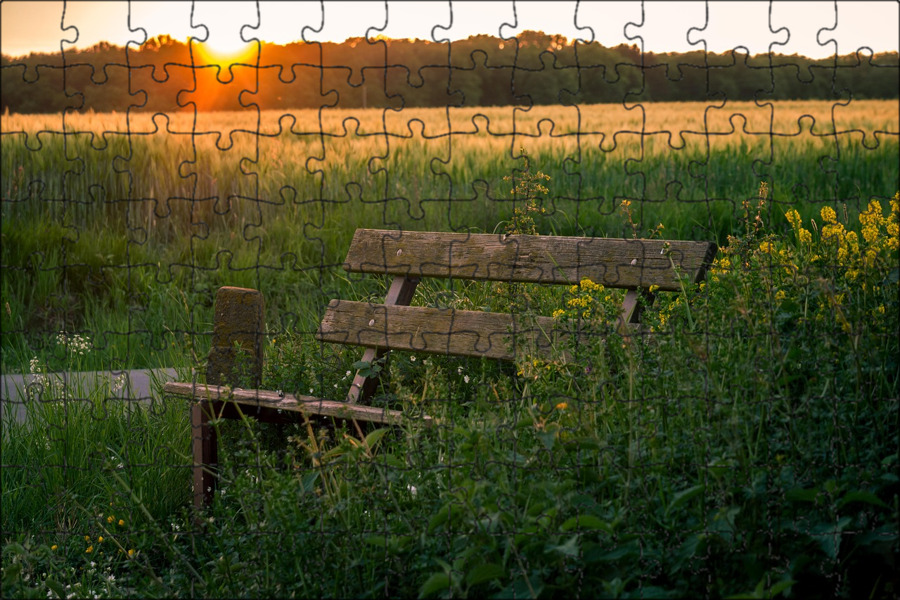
[1,1,898,597]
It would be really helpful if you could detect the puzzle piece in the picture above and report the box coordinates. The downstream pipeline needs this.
[1,2,898,597]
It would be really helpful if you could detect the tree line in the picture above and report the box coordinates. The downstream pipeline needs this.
[2,31,897,114]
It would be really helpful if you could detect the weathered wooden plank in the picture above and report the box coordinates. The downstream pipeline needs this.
[344,229,717,291]
[317,300,572,361]
[164,382,432,427]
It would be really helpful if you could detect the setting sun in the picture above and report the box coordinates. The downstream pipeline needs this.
[195,38,257,67]
[191,7,257,65]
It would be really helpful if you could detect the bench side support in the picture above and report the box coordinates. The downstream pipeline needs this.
[619,289,656,329]
[192,402,219,508]
[346,275,419,404]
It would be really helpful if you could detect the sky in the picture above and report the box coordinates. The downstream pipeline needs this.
[1,1,898,60]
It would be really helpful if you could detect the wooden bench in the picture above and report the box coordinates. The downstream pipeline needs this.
[164,229,717,508]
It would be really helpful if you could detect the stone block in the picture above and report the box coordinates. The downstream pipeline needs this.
[206,286,265,387]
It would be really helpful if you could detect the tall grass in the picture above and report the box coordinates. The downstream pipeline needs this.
[2,100,898,373]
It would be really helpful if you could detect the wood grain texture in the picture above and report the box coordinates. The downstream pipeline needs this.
[344,229,717,291]
[164,382,433,427]
[317,300,575,361]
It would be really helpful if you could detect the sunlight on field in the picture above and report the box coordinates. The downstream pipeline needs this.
[4,98,897,139]
[2,99,897,242]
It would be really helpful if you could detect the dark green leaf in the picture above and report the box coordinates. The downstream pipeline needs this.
[364,427,389,451]
[666,484,704,517]
[560,514,612,533]
[549,536,580,557]
[428,504,451,533]
[837,490,888,509]
[785,487,820,503]
[466,563,505,587]
[419,572,451,598]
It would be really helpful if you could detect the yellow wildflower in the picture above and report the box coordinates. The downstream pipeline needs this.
[821,206,837,224]
[860,200,883,227]
[51,545,58,551]
[822,222,845,244]
[861,224,878,244]
[86,545,94,554]
[775,290,786,302]
[799,228,812,243]
[107,515,114,524]
[128,549,135,557]
[785,209,802,230]
[649,285,660,293]
[118,519,125,526]
[579,277,600,292]
[555,402,568,411]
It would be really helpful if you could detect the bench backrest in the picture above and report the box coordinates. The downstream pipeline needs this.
[342,229,715,290]
[317,229,716,366]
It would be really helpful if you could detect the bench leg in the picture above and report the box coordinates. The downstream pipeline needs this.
[192,402,218,510]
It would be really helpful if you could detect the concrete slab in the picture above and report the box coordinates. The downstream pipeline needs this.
[1,368,180,425]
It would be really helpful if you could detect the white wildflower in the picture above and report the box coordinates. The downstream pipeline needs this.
[111,373,127,393]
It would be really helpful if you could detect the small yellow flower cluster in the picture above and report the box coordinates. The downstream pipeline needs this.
[654,294,684,331]
[516,357,556,380]
[785,208,813,244]
[860,197,899,252]
[554,278,615,322]
[708,256,731,283]
[813,198,899,275]
[106,513,126,527]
